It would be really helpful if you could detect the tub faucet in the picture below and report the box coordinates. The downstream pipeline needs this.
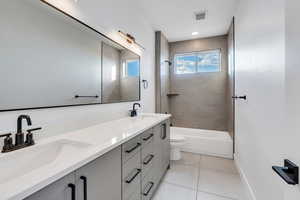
[130,103,141,117]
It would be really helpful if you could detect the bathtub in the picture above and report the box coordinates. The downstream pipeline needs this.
[171,127,233,159]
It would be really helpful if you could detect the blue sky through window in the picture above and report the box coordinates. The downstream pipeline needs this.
[175,50,221,74]
[126,60,139,77]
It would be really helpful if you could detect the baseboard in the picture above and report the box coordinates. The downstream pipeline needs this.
[234,154,257,200]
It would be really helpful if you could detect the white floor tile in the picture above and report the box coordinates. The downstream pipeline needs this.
[198,169,243,199]
[164,164,199,189]
[153,182,197,200]
[197,191,233,200]
[200,156,238,174]
[172,152,201,166]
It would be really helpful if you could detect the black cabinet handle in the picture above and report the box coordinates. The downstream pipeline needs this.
[80,176,87,200]
[161,124,167,139]
[125,168,141,183]
[68,183,76,200]
[232,95,247,100]
[125,143,141,153]
[143,182,154,196]
[143,154,154,165]
[142,134,154,141]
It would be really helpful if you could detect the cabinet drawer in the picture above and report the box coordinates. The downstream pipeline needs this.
[141,138,154,161]
[141,140,154,179]
[123,152,141,200]
[123,169,141,200]
[141,129,154,146]
[123,151,141,179]
[122,136,141,163]
[142,154,154,179]
[125,190,141,200]
[141,171,155,200]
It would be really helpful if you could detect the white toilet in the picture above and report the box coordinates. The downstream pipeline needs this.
[170,134,186,160]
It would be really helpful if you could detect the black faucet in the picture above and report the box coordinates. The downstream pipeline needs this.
[0,115,42,153]
[130,103,141,117]
[15,115,32,146]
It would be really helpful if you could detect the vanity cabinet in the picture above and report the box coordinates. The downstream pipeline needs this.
[24,119,170,200]
[75,147,121,200]
[24,173,75,200]
[153,121,170,188]
[25,147,122,200]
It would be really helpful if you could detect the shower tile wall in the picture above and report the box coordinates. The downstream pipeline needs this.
[155,31,171,114]
[169,35,228,131]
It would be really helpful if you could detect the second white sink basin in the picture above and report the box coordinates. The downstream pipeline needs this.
[0,139,91,185]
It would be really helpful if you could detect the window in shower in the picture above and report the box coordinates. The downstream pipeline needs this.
[174,49,221,74]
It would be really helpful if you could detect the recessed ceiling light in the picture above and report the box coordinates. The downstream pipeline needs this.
[192,32,199,36]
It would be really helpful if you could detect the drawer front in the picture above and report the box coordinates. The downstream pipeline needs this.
[123,151,141,200]
[123,151,141,179]
[122,136,142,163]
[141,129,154,146]
[141,171,155,200]
[141,139,154,161]
[125,190,141,200]
[123,167,141,200]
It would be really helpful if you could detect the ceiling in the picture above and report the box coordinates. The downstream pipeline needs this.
[135,0,238,42]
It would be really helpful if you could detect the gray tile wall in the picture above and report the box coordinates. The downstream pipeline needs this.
[169,35,228,131]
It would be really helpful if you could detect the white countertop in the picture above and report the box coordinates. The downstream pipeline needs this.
[0,113,171,200]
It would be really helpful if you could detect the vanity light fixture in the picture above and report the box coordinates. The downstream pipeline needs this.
[118,30,145,50]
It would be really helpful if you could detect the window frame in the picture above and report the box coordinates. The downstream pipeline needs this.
[122,59,140,78]
[173,48,222,75]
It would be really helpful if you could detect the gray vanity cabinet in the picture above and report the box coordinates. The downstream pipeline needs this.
[161,122,170,174]
[24,120,170,200]
[25,147,122,200]
[75,146,122,200]
[153,120,170,188]
[24,173,75,200]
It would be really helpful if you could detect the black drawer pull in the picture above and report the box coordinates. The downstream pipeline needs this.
[161,124,167,140]
[125,168,141,183]
[80,176,87,200]
[142,134,154,141]
[125,143,141,153]
[68,183,76,200]
[143,182,154,196]
[143,154,154,165]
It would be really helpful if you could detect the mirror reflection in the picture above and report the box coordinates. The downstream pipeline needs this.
[102,43,140,103]
[0,0,140,111]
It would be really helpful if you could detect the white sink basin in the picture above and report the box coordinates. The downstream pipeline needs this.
[0,139,91,185]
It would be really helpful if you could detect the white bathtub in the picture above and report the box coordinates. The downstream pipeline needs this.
[171,127,233,159]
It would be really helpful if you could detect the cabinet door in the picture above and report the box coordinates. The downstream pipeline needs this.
[75,146,122,200]
[161,121,170,172]
[153,124,163,185]
[153,121,170,186]
[24,173,75,200]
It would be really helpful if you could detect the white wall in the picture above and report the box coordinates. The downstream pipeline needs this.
[284,0,300,199]
[0,0,155,142]
[235,0,300,199]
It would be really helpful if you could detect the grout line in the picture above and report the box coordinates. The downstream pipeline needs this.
[197,189,238,200]
[163,181,198,191]
[196,155,202,200]
[163,181,237,200]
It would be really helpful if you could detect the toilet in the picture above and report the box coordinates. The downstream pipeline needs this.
[170,134,186,160]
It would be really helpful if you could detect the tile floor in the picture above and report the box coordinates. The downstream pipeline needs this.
[152,152,247,200]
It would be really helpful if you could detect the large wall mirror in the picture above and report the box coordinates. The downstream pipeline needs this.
[0,0,140,111]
